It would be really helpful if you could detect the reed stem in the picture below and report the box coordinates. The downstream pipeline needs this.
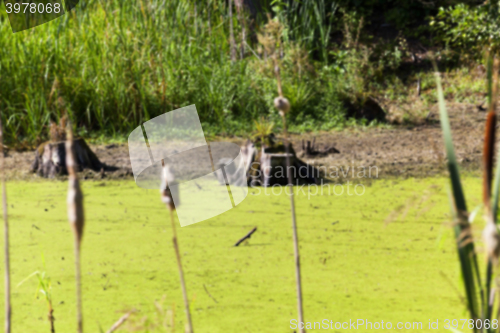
[281,113,305,333]
[0,111,11,333]
[74,240,82,333]
[65,122,84,333]
[229,0,236,62]
[273,50,305,332]
[169,209,193,333]
[49,305,55,333]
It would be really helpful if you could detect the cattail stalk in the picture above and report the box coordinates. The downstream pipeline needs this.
[0,111,11,333]
[65,122,84,333]
[273,54,305,332]
[484,56,500,320]
[160,161,193,333]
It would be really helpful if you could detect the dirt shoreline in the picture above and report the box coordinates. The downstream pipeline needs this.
[3,102,487,181]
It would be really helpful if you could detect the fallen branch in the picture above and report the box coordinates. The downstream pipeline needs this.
[234,227,257,247]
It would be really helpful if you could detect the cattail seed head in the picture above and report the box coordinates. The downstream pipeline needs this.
[160,162,176,211]
[65,122,84,243]
[483,221,500,263]
[274,96,290,116]
[67,177,84,242]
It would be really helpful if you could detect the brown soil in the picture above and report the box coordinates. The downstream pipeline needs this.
[290,102,486,180]
[2,102,488,181]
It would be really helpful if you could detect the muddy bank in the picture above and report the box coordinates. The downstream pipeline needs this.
[2,102,487,181]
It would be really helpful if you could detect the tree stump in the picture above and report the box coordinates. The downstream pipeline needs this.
[31,138,103,178]
[242,137,323,187]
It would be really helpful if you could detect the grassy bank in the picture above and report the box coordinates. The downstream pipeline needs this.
[0,176,485,332]
[0,0,349,146]
[0,0,491,147]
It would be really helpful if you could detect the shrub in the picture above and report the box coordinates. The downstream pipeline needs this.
[431,2,500,59]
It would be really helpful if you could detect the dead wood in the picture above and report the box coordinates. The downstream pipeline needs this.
[234,227,257,246]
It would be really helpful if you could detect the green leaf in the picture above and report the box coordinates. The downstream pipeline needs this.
[435,65,481,322]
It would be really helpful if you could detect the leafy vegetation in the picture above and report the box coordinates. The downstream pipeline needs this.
[431,2,500,60]
[0,0,350,146]
[0,0,492,146]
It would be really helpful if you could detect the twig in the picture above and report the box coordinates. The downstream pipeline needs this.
[0,109,11,333]
[66,121,85,333]
[234,227,257,246]
[203,284,218,304]
[106,311,133,333]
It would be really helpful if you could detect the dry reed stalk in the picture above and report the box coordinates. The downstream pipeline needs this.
[484,58,500,320]
[65,121,85,333]
[234,0,246,59]
[272,48,305,332]
[49,307,55,333]
[229,0,236,62]
[106,311,133,333]
[160,160,193,333]
[0,111,11,333]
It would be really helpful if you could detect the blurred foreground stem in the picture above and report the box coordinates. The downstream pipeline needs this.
[161,160,193,333]
[170,209,194,333]
[0,111,11,333]
[66,122,84,333]
[274,52,305,332]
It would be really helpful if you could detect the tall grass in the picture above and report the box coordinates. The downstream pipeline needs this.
[0,0,343,145]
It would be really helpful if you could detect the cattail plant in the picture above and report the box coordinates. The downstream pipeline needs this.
[65,120,85,333]
[258,17,305,332]
[0,109,11,333]
[160,160,194,333]
[435,55,500,332]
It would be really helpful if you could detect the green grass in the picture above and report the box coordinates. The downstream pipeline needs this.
[0,176,487,332]
[0,0,346,146]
